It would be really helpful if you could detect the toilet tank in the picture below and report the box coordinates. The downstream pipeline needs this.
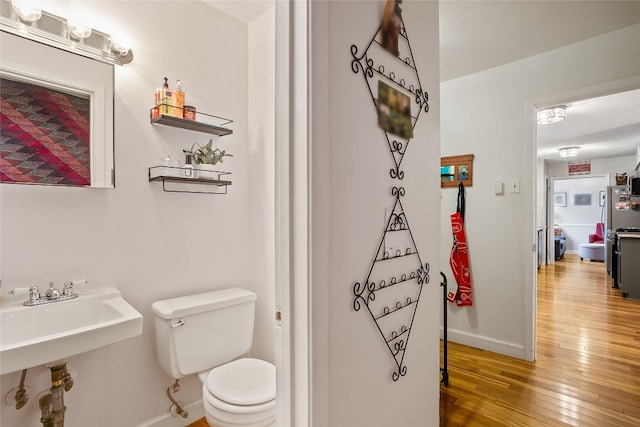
[151,287,257,379]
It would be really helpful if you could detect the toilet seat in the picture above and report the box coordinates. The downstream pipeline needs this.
[203,358,276,411]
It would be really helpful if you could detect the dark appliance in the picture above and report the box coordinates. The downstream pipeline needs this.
[605,186,640,276]
[632,177,640,196]
[612,227,640,288]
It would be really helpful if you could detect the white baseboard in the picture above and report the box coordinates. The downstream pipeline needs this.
[137,400,205,427]
[441,327,526,360]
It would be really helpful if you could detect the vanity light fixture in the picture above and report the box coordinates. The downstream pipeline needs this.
[0,0,133,65]
[537,105,567,125]
[558,147,580,158]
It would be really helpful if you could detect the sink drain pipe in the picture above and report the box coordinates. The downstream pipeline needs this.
[14,369,29,409]
[39,363,73,427]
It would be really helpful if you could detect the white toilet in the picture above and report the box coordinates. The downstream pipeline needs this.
[152,287,276,427]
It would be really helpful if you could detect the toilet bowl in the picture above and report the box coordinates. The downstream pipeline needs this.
[198,358,276,427]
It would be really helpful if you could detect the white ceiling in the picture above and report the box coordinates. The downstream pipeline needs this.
[439,0,640,82]
[203,0,273,23]
[205,0,640,163]
[536,90,640,163]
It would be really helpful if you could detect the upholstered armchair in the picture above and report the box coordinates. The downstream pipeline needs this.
[588,223,605,244]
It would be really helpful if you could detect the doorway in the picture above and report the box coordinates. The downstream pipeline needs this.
[550,175,608,259]
[533,84,640,363]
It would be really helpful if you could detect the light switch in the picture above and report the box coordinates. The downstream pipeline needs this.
[493,181,503,195]
[509,178,520,194]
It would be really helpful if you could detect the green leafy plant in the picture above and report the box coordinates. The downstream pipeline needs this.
[183,139,233,165]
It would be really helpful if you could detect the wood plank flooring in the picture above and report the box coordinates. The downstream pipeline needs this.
[187,254,639,427]
[440,254,640,427]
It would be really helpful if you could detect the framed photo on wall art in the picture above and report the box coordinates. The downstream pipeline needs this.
[554,192,567,207]
[377,80,413,139]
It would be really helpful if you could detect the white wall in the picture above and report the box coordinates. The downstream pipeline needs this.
[440,23,640,360]
[0,2,274,426]
[553,176,607,252]
[310,1,441,426]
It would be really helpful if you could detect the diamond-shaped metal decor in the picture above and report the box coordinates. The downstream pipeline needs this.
[353,187,430,381]
[350,18,429,180]
[350,5,432,381]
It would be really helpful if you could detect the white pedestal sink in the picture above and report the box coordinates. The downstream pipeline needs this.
[0,286,143,375]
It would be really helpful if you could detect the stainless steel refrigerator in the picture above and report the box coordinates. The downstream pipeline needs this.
[605,186,640,275]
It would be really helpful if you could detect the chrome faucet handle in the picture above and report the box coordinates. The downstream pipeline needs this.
[62,281,73,296]
[28,286,40,303]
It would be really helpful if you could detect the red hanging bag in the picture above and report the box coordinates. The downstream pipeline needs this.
[447,182,472,306]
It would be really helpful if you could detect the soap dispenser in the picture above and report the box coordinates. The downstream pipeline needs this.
[160,77,174,117]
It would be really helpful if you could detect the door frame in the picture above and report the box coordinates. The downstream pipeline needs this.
[274,1,311,425]
[528,75,640,363]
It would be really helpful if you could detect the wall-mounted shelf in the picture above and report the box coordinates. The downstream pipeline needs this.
[150,107,233,136]
[149,166,231,194]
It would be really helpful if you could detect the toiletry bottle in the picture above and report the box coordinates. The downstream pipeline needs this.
[184,154,194,178]
[152,87,162,118]
[174,79,185,118]
[160,77,174,116]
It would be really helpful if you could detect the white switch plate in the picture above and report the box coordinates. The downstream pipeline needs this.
[510,178,520,194]
[493,181,503,194]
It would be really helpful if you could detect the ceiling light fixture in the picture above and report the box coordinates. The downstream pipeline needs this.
[537,105,567,125]
[1,3,133,65]
[559,147,580,158]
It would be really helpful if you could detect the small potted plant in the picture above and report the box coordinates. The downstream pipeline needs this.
[183,138,232,179]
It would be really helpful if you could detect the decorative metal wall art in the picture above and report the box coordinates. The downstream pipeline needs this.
[353,187,430,381]
[350,1,432,381]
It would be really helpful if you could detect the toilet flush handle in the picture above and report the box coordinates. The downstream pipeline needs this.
[170,318,185,329]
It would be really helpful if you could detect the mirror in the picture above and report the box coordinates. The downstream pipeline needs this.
[0,31,114,188]
[440,154,474,188]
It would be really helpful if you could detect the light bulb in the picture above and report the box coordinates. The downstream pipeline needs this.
[110,33,131,56]
[68,19,92,40]
[11,0,42,22]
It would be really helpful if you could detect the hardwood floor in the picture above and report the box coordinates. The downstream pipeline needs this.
[440,254,640,427]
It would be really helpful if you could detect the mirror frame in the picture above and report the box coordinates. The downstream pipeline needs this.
[441,154,474,188]
[1,31,114,188]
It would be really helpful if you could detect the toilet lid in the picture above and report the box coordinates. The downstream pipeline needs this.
[206,358,275,406]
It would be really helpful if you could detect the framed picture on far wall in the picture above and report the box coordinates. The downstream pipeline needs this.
[574,193,592,206]
[554,192,567,207]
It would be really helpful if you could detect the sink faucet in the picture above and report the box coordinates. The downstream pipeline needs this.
[9,280,87,306]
